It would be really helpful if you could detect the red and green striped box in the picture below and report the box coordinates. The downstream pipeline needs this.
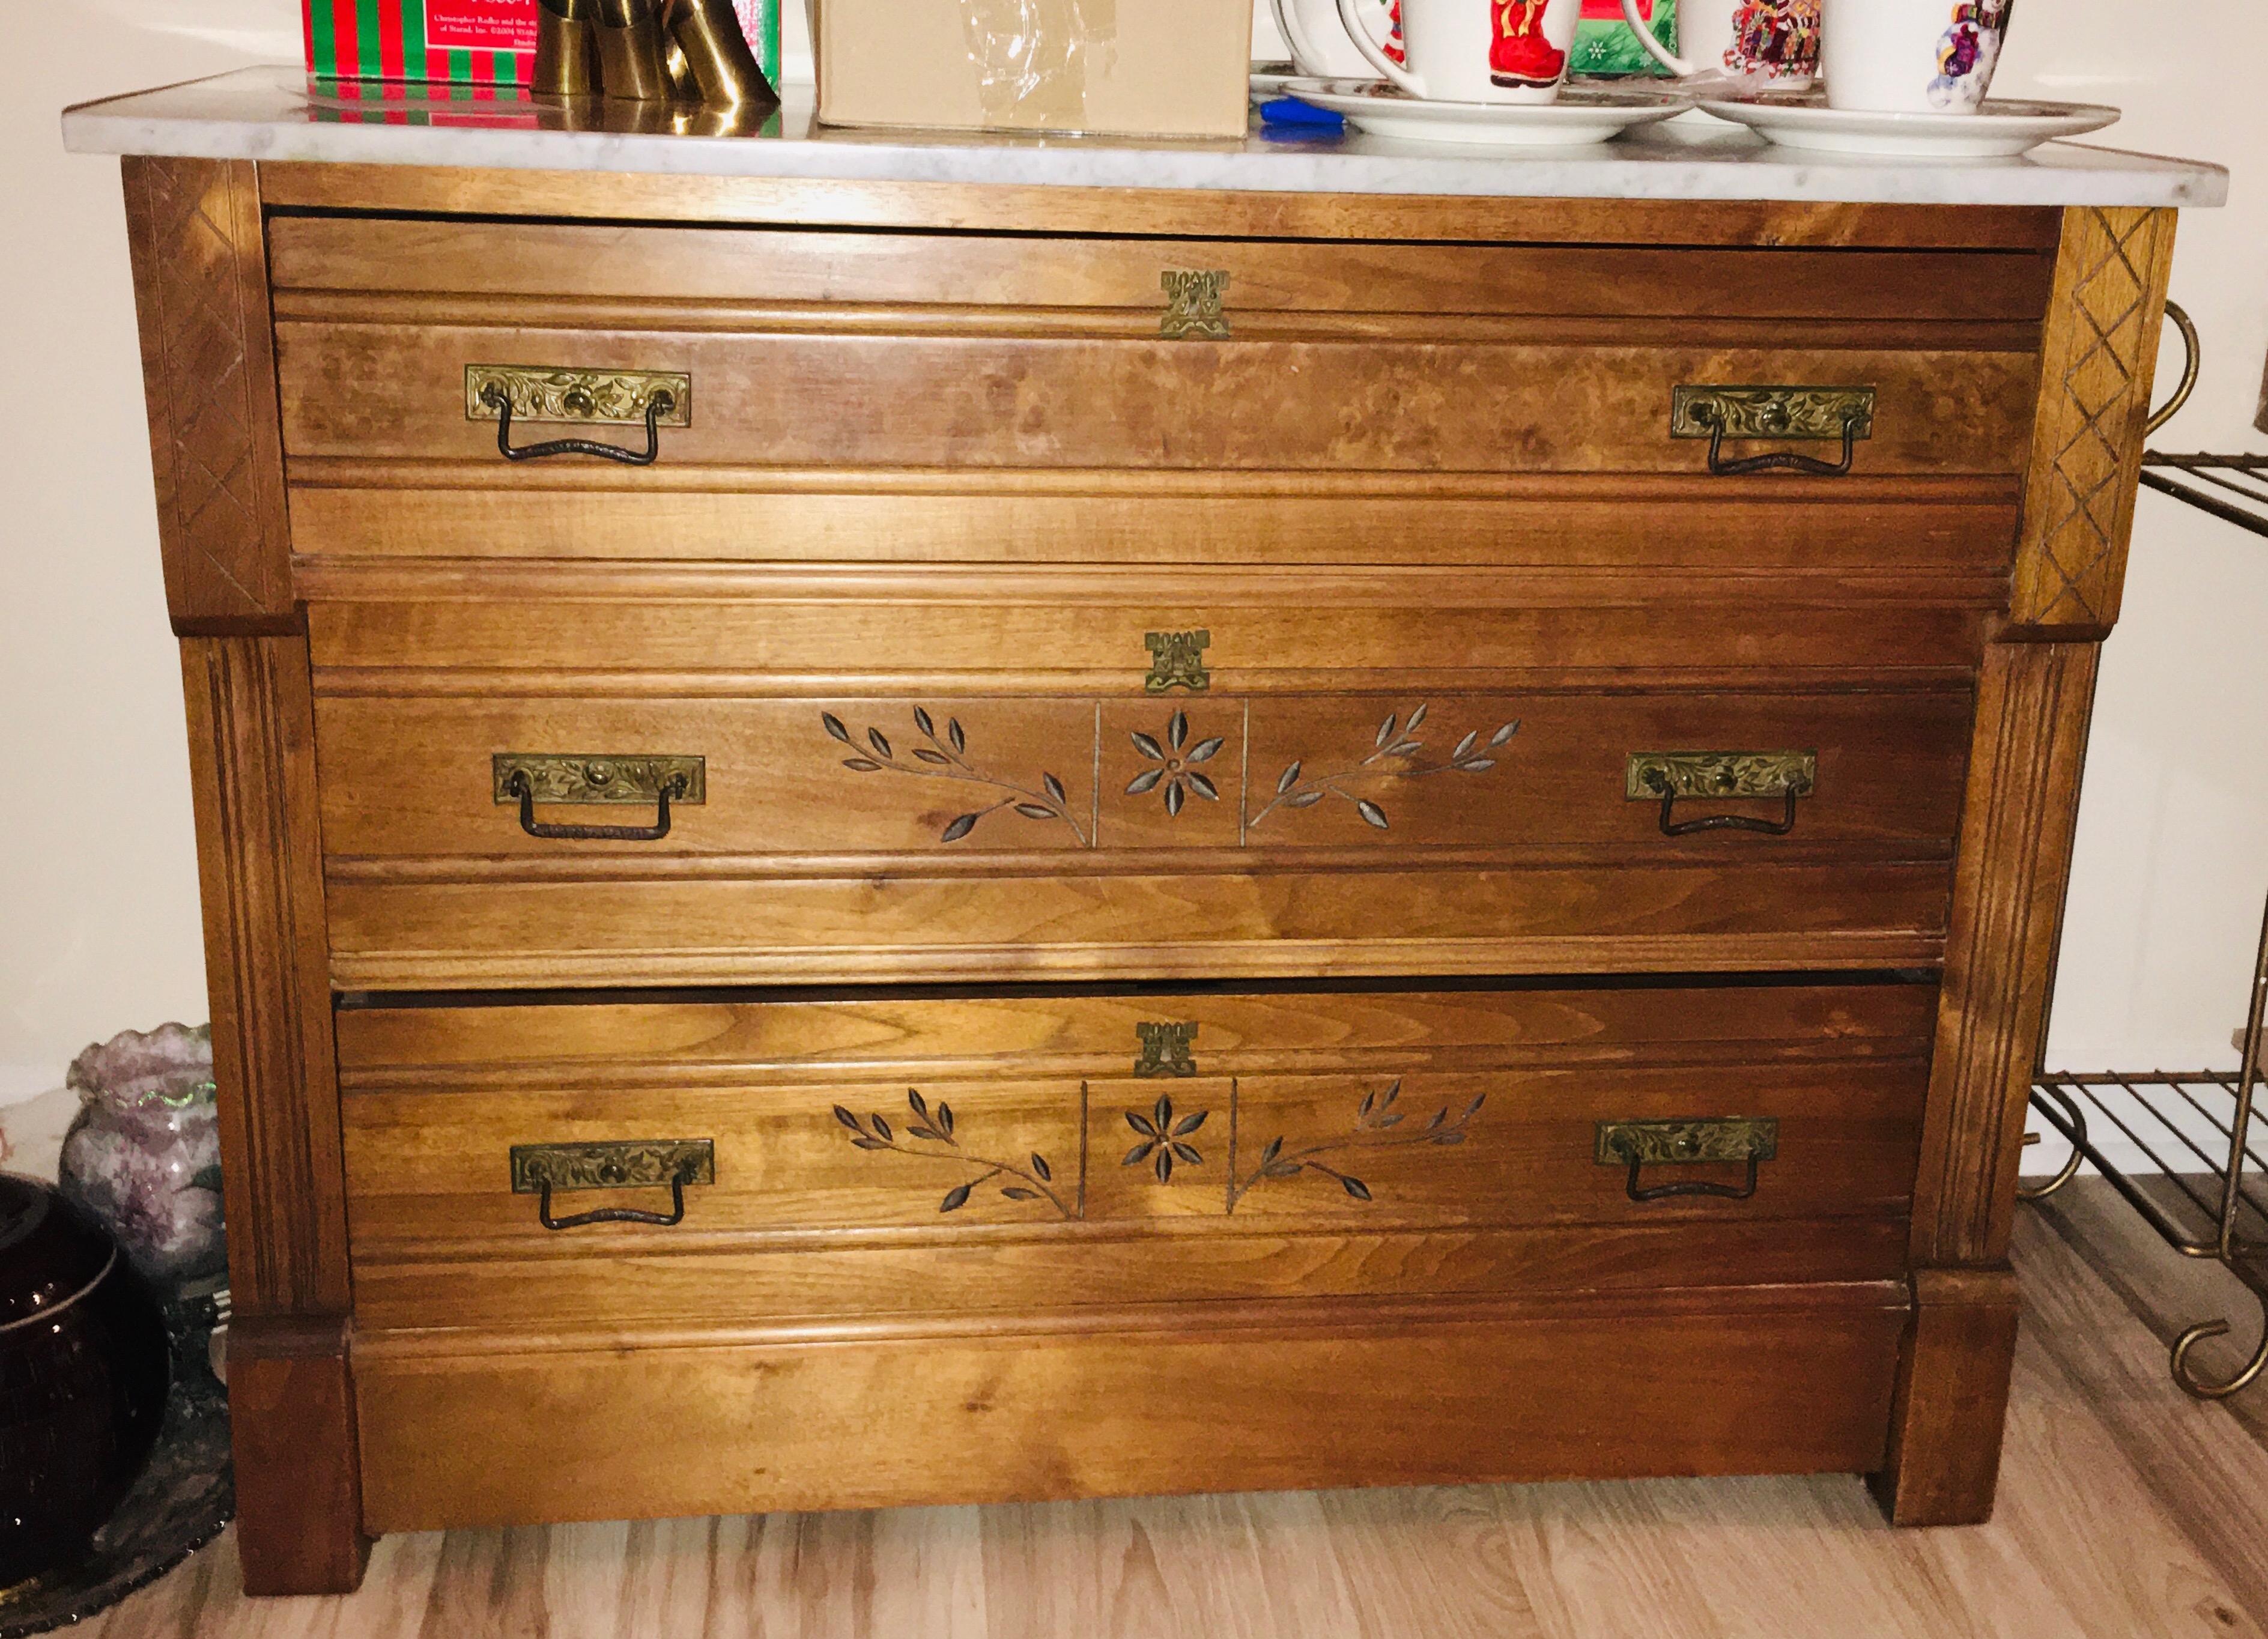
[303,0,778,88]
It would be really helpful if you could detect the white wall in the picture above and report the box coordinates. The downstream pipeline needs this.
[1992,4,2268,1072]
[2,1,2261,1107]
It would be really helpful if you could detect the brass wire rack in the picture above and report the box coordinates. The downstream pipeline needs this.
[2135,303,2268,541]
[2022,303,2268,1398]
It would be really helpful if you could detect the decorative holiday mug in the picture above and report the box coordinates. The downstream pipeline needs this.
[1273,0,1402,79]
[1618,0,1820,88]
[1821,0,2012,112]
[1334,0,1584,101]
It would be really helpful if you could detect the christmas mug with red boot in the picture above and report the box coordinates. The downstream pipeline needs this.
[1336,0,1583,101]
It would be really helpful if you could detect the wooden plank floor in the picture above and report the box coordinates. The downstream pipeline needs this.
[77,1181,2268,1639]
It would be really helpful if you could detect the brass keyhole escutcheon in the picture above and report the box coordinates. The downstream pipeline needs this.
[1144,630,1211,694]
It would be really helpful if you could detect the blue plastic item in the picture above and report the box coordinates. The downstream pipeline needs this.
[1258,96,1345,132]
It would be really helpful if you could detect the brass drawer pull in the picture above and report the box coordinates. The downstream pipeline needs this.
[1628,751,1815,838]
[494,754,705,843]
[467,365,691,467]
[1596,1118,1778,1204]
[1672,386,1875,478]
[510,1139,715,1231]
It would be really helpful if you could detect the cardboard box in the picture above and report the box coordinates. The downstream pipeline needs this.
[817,0,1249,139]
[304,0,779,89]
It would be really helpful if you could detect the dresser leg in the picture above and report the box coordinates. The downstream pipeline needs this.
[180,634,369,1592]
[1870,1265,2020,1526]
[1889,639,2099,1526]
[227,1315,372,1595]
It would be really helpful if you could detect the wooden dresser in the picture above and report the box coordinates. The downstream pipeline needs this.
[102,139,2191,1593]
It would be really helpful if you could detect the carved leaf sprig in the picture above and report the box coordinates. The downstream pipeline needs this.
[1228,1079,1485,1212]
[1120,1094,1209,1182]
[823,707,1087,846]
[832,1088,1072,1217]
[1126,710,1226,817]
[1249,705,1521,831]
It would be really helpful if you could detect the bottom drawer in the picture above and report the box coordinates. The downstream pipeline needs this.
[336,978,1934,1335]
[353,1287,1908,1532]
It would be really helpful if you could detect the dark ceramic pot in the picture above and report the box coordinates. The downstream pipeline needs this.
[0,1173,171,1589]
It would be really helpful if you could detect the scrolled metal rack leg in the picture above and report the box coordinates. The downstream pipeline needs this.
[2022,894,2268,1399]
[2016,1081,2088,1202]
[2177,877,2268,1399]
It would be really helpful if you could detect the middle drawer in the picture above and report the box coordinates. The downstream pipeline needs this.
[316,682,1971,988]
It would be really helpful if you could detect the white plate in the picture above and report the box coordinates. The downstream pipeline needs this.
[1697,95,2120,159]
[1280,79,1688,147]
[1252,62,1302,101]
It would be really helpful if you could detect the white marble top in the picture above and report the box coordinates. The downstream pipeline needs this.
[62,67,2227,209]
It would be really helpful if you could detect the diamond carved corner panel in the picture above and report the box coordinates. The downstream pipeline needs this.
[122,156,293,625]
[2010,206,2179,632]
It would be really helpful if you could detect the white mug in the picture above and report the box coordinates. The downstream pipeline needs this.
[1822,0,2011,112]
[1273,0,1400,80]
[1618,0,1819,90]
[1335,0,1583,103]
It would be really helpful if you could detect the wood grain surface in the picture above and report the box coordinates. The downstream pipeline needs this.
[266,217,2056,322]
[224,1315,370,1596]
[302,578,1997,683]
[253,166,2069,247]
[181,635,350,1319]
[276,324,2037,477]
[1914,642,2102,1270]
[351,1287,1909,1533]
[284,474,2023,569]
[333,980,1930,1275]
[311,688,1972,856]
[2010,207,2180,633]
[179,635,366,1592]
[121,157,294,630]
[1873,1264,2022,1525]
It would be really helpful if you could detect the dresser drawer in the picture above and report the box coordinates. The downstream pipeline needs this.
[314,675,1970,986]
[278,322,2036,476]
[338,978,1931,1336]
[271,214,2046,565]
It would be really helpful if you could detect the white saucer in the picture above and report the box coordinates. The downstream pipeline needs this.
[1281,79,1688,147]
[1697,95,2120,159]
[1251,62,1302,101]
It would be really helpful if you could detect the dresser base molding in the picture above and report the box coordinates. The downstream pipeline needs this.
[1870,1265,2022,1527]
[228,1314,372,1596]
[352,1285,1906,1534]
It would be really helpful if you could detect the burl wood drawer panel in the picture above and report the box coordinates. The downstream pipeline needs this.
[270,215,2048,564]
[314,680,1972,986]
[336,980,1930,1338]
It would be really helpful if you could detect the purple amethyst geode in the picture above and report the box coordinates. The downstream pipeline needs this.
[57,1024,226,1291]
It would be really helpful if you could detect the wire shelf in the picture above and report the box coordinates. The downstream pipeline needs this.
[2024,903,2268,1399]
[2025,1071,2268,1239]
[2139,453,2268,541]
[2131,302,2268,539]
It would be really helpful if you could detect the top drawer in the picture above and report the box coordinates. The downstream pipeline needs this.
[270,217,2050,565]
